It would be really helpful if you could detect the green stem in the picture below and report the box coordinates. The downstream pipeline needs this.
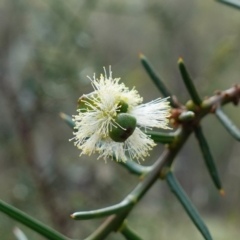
[85,213,130,240]
[85,148,182,240]
[194,125,222,191]
[83,86,240,239]
[146,130,176,144]
[71,200,133,220]
[178,58,202,106]
[0,200,70,240]
[166,172,213,240]
[126,150,170,202]
[140,54,177,108]
[120,221,143,240]
[215,107,240,141]
[118,160,151,176]
[66,86,239,239]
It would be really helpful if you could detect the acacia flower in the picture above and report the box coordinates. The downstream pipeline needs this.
[71,67,171,163]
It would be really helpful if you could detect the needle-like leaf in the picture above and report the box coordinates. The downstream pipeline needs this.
[166,171,213,240]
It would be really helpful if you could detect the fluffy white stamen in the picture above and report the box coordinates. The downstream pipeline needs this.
[130,97,171,130]
[71,67,171,162]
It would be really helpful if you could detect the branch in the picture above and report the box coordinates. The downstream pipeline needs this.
[71,200,133,220]
[201,85,240,110]
[75,149,176,237]
[117,160,151,176]
[66,85,239,239]
[119,221,143,240]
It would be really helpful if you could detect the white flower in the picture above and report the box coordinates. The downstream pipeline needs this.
[71,67,171,163]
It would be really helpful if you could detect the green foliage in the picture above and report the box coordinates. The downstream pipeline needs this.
[1,57,239,239]
[1,1,240,240]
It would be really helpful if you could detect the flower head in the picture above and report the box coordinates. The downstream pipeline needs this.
[71,67,171,163]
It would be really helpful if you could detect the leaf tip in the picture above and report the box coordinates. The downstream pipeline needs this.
[138,52,144,59]
[59,112,66,119]
[219,189,225,196]
[178,57,184,64]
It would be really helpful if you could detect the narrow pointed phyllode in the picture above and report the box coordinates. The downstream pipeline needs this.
[178,58,202,106]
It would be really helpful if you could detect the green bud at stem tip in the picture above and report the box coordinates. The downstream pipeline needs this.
[109,113,137,142]
[117,100,128,113]
[178,111,195,122]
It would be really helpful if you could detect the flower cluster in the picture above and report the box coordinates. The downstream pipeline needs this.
[71,67,171,162]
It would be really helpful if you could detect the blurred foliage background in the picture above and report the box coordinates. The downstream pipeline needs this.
[0,0,240,239]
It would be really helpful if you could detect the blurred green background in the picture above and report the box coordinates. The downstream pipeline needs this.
[0,0,240,239]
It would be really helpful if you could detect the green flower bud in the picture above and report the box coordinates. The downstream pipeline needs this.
[109,113,137,142]
[185,100,198,111]
[117,100,128,113]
